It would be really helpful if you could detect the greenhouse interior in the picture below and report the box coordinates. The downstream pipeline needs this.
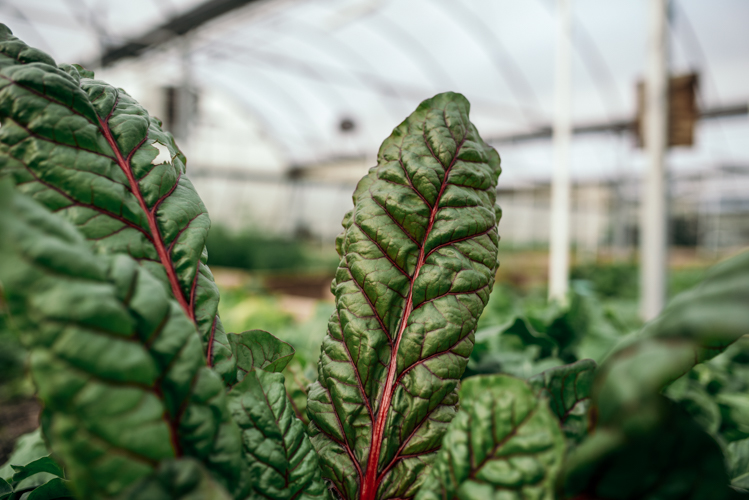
[0,0,748,498]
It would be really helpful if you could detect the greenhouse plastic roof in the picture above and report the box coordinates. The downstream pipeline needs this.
[2,0,749,169]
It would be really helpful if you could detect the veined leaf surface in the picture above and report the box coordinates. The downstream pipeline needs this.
[0,182,242,498]
[0,25,234,381]
[227,369,329,500]
[230,329,295,381]
[415,375,565,500]
[528,359,596,443]
[307,93,501,500]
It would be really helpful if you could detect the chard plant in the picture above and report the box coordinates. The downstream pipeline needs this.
[1,23,748,500]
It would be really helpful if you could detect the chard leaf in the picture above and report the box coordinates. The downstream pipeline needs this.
[307,93,501,500]
[0,479,10,499]
[563,402,730,499]
[561,250,749,499]
[0,24,234,382]
[24,478,72,500]
[528,359,596,443]
[226,369,328,500]
[1,430,48,480]
[117,458,231,500]
[284,360,313,426]
[10,457,63,484]
[0,429,57,493]
[416,375,565,500]
[0,182,242,498]
[665,376,721,436]
[229,330,295,379]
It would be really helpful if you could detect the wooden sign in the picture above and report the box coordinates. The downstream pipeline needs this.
[635,73,699,148]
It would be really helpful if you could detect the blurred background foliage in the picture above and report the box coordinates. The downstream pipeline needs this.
[205,224,339,273]
[0,233,738,462]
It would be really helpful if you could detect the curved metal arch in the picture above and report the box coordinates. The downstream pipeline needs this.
[200,50,328,164]
[248,16,412,122]
[195,70,296,162]
[194,37,378,157]
[364,9,457,91]
[1,2,57,55]
[61,0,112,55]
[431,0,545,127]
[534,0,624,121]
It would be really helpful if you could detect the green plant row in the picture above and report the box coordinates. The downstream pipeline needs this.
[0,24,748,500]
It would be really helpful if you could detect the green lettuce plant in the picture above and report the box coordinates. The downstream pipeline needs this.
[1,24,748,500]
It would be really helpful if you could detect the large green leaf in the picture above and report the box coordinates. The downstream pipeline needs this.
[116,458,231,500]
[227,369,329,500]
[307,93,501,500]
[560,250,749,499]
[0,182,242,498]
[563,400,732,499]
[10,458,63,485]
[0,24,234,382]
[0,479,10,500]
[415,375,565,500]
[528,359,596,443]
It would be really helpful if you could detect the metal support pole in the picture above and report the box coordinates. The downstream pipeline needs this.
[640,0,669,321]
[549,0,572,303]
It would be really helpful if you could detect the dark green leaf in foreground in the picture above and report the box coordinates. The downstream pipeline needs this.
[528,359,596,443]
[284,360,313,426]
[24,478,73,500]
[563,401,730,500]
[116,458,231,500]
[0,432,70,499]
[0,24,234,382]
[229,329,295,381]
[0,479,10,500]
[227,369,329,500]
[416,375,565,500]
[665,376,722,436]
[307,93,502,500]
[10,457,64,485]
[0,182,242,498]
[0,429,53,492]
[728,439,749,489]
[560,250,749,499]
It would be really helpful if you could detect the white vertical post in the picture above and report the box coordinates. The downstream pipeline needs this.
[640,0,669,321]
[549,0,572,303]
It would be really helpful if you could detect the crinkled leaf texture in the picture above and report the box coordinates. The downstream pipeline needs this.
[230,329,295,381]
[528,359,596,443]
[561,250,749,499]
[307,92,501,500]
[227,369,329,500]
[0,24,234,382]
[416,375,565,500]
[0,182,242,499]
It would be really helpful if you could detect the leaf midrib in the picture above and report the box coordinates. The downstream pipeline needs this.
[359,119,468,500]
[95,100,194,323]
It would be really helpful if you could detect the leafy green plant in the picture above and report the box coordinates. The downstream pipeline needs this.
[1,23,748,500]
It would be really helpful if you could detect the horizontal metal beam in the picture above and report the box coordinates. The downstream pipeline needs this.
[486,102,748,145]
[98,0,260,67]
[187,167,359,189]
